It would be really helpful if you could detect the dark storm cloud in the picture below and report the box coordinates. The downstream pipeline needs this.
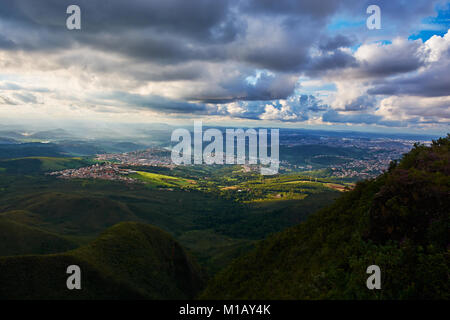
[242,0,342,19]
[102,92,208,114]
[240,73,297,101]
[354,40,427,79]
[133,66,206,83]
[53,50,207,83]
[0,0,237,39]
[0,0,242,61]
[368,63,450,97]
[342,95,376,111]
[186,72,297,104]
[236,0,348,72]
[0,0,436,72]
[0,0,442,66]
[244,0,440,37]
[319,35,355,51]
[240,44,310,72]
[0,0,332,71]
[303,34,358,77]
[307,49,357,75]
[0,34,16,49]
[361,55,424,78]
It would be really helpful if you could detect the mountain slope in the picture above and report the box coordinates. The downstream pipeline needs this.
[0,157,89,174]
[0,217,77,256]
[0,192,140,234]
[0,222,205,299]
[201,135,450,300]
[0,143,65,159]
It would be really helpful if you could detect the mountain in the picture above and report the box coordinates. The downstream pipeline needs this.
[0,137,18,144]
[0,138,148,158]
[0,130,25,140]
[0,157,89,174]
[51,140,147,156]
[0,216,77,256]
[29,128,74,140]
[0,222,205,299]
[0,143,66,159]
[0,193,140,235]
[201,135,449,300]
[280,144,367,166]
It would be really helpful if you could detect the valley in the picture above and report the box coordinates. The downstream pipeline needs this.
[0,128,446,300]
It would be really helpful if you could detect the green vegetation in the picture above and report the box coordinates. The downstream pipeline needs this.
[131,171,194,188]
[280,144,368,168]
[34,157,87,171]
[217,173,348,203]
[0,142,65,159]
[177,229,255,275]
[3,135,445,299]
[0,216,77,256]
[0,157,339,276]
[201,135,450,299]
[0,192,139,235]
[0,222,205,299]
[0,157,90,174]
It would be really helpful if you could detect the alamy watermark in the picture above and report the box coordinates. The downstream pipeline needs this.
[171,121,279,175]
[66,265,81,290]
[366,5,381,30]
[66,5,81,30]
[366,265,381,289]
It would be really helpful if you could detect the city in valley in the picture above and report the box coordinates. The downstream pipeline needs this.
[46,134,425,182]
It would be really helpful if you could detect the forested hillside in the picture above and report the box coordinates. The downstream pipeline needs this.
[0,222,205,299]
[202,135,449,299]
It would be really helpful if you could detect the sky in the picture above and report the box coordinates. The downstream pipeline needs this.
[0,0,449,135]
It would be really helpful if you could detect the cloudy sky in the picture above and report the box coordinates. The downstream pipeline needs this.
[0,0,449,134]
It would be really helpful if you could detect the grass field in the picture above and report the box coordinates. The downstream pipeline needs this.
[217,173,346,203]
[0,157,90,174]
[131,171,195,188]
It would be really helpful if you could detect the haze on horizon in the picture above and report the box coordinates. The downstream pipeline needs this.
[0,0,449,135]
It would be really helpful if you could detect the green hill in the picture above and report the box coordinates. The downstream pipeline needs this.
[0,143,66,159]
[0,222,205,299]
[0,157,89,174]
[0,217,77,256]
[0,192,140,234]
[201,135,450,300]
